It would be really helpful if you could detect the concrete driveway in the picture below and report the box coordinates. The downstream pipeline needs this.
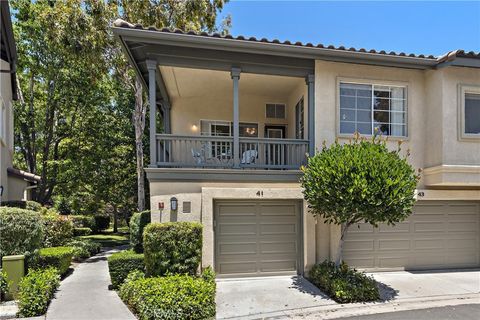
[216,276,335,319]
[370,269,480,300]
[216,270,480,319]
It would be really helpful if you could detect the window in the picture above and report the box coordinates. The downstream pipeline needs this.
[465,93,480,134]
[266,103,286,119]
[339,82,407,137]
[200,120,258,137]
[295,98,304,139]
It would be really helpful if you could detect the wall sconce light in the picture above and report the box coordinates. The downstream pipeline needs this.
[170,197,178,211]
[191,124,198,132]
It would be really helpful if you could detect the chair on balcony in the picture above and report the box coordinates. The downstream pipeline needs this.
[191,148,204,165]
[241,149,258,165]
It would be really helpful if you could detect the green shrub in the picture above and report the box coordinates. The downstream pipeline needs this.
[129,211,151,253]
[119,273,216,320]
[0,207,43,260]
[17,267,60,317]
[308,261,380,303]
[94,215,110,232]
[143,222,202,277]
[42,214,74,247]
[69,215,95,230]
[67,239,101,261]
[73,227,92,236]
[1,201,27,209]
[0,268,9,301]
[107,250,145,289]
[26,201,42,212]
[34,247,74,276]
[55,197,72,215]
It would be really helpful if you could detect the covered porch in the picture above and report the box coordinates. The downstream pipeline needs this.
[113,22,316,171]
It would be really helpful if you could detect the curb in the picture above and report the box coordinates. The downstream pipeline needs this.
[227,293,480,319]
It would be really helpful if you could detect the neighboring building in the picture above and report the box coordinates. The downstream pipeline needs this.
[113,19,480,276]
[0,1,40,203]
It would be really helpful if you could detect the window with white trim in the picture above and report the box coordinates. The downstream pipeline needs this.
[265,103,286,119]
[339,82,407,137]
[464,93,480,135]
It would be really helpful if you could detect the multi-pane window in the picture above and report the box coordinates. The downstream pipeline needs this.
[266,103,286,119]
[339,83,407,137]
[464,93,480,135]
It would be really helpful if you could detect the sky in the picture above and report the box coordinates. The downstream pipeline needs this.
[218,1,480,57]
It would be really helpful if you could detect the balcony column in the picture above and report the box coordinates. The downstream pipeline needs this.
[306,74,315,157]
[231,68,241,168]
[161,101,171,134]
[146,60,157,166]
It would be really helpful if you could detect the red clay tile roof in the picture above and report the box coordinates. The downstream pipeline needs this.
[113,19,480,62]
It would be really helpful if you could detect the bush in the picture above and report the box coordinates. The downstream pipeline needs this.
[0,207,43,260]
[143,222,202,277]
[69,215,95,230]
[26,201,42,212]
[17,267,60,317]
[94,215,110,232]
[129,211,151,253]
[119,272,216,320]
[0,268,9,301]
[67,239,101,261]
[107,250,145,289]
[74,227,92,236]
[308,261,380,303]
[33,247,74,276]
[42,214,74,247]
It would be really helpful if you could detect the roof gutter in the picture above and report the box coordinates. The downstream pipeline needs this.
[112,26,438,70]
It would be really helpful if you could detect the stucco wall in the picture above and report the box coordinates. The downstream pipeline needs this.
[0,58,15,201]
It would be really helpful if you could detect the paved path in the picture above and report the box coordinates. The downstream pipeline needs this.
[46,249,135,320]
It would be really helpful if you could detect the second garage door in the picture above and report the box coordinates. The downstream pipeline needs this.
[214,200,301,277]
[344,201,480,270]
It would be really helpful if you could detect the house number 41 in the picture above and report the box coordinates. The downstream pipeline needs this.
[256,191,264,197]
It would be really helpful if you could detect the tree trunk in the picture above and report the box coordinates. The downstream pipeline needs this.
[133,75,146,212]
[113,205,118,233]
[335,223,350,266]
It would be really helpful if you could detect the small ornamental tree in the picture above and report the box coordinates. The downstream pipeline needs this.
[301,133,420,264]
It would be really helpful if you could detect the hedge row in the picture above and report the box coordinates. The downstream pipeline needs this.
[67,239,101,261]
[33,247,74,276]
[129,211,150,253]
[17,267,60,317]
[107,250,145,289]
[143,222,202,277]
[119,269,216,320]
[73,227,92,236]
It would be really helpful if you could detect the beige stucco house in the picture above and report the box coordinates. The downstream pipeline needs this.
[113,19,480,277]
[0,2,40,204]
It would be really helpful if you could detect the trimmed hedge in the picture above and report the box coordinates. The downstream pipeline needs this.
[42,214,74,247]
[94,215,110,231]
[107,250,145,289]
[69,215,95,230]
[308,261,380,303]
[67,239,101,261]
[143,222,202,277]
[0,200,27,209]
[17,267,60,317]
[129,211,150,253]
[74,227,92,236]
[34,247,74,276]
[26,201,42,212]
[119,271,216,320]
[0,207,43,260]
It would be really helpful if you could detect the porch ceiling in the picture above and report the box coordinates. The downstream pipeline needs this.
[159,66,304,100]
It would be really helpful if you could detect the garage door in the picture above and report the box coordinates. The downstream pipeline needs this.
[344,201,480,270]
[214,200,301,276]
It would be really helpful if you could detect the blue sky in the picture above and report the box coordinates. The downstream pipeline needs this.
[218,1,480,56]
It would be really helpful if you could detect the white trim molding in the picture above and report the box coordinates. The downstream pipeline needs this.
[458,84,480,141]
[423,165,480,187]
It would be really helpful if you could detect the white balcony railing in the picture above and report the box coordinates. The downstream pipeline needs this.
[156,134,308,170]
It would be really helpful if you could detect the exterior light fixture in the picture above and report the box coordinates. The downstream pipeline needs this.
[191,124,198,132]
[170,197,178,211]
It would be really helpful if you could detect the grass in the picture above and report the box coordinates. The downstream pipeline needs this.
[78,229,129,248]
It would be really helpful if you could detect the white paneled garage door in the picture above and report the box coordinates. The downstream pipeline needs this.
[214,200,301,277]
[344,201,480,270]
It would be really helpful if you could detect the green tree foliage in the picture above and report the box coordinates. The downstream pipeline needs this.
[11,0,230,222]
[301,134,420,263]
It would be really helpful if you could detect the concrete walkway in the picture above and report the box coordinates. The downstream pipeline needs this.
[46,249,135,320]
